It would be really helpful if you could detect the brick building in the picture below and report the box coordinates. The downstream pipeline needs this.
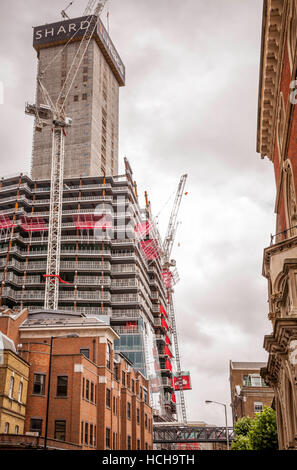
[0,307,153,450]
[257,0,297,449]
[0,323,30,435]
[229,361,274,424]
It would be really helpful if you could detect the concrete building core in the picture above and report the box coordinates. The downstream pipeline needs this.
[31,16,125,180]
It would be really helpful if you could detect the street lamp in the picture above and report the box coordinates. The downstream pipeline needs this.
[205,400,230,450]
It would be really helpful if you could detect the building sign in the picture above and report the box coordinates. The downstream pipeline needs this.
[173,372,192,391]
[33,16,96,47]
[97,20,125,86]
[33,15,125,86]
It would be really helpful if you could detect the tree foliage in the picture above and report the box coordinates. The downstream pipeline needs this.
[233,416,253,437]
[231,407,278,451]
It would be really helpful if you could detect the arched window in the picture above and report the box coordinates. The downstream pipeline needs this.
[106,342,111,370]
[8,376,14,399]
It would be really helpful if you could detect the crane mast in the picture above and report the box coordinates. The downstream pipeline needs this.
[163,174,187,267]
[162,174,188,423]
[25,0,107,310]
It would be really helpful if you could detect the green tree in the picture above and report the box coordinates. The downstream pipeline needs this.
[231,434,252,450]
[234,416,253,436]
[231,407,278,451]
[248,407,278,450]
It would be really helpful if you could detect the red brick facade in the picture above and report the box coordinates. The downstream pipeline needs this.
[0,309,153,450]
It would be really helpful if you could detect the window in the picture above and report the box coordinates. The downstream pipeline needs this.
[127,435,131,450]
[85,422,89,445]
[15,425,19,435]
[91,382,94,402]
[86,380,90,400]
[145,443,148,450]
[132,379,135,393]
[254,402,264,413]
[18,382,23,402]
[90,424,93,447]
[4,423,9,434]
[80,349,89,359]
[106,388,111,408]
[82,378,85,399]
[113,363,119,381]
[106,427,111,449]
[145,413,148,429]
[143,388,148,404]
[113,396,116,414]
[127,402,131,420]
[113,432,116,450]
[137,439,140,451]
[83,75,88,82]
[250,375,263,387]
[8,376,14,399]
[74,95,79,102]
[57,376,68,397]
[83,67,88,74]
[82,93,88,100]
[106,343,111,369]
[33,374,45,395]
[94,426,96,447]
[140,386,143,400]
[137,408,140,425]
[30,419,42,435]
[127,374,130,389]
[122,371,126,386]
[55,421,66,441]
[81,421,84,444]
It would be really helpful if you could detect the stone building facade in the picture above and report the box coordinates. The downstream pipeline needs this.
[229,361,274,424]
[0,312,30,436]
[257,0,297,450]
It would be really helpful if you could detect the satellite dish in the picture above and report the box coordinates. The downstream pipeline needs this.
[235,385,241,396]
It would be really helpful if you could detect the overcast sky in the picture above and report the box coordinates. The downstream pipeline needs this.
[0,0,276,427]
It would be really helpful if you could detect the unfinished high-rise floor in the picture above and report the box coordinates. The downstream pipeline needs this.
[31,16,125,179]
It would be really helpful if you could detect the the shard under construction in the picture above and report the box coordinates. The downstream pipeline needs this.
[0,3,188,422]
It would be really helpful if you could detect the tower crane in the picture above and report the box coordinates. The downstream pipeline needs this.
[25,0,108,310]
[162,174,188,423]
[61,2,74,20]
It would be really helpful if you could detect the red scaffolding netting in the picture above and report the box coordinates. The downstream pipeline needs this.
[164,345,171,358]
[166,358,172,372]
[160,304,168,318]
[125,321,138,330]
[43,274,72,285]
[74,214,113,230]
[0,215,16,229]
[165,335,171,345]
[140,239,160,260]
[161,317,169,331]
[134,221,152,239]
[161,270,173,288]
[20,216,48,232]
